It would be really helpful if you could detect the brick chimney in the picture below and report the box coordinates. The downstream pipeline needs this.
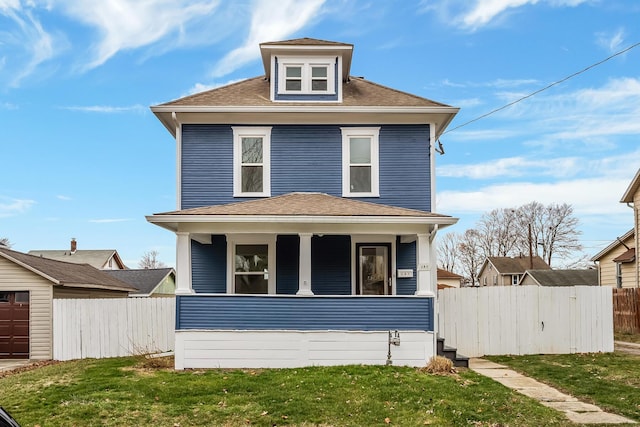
[70,238,77,254]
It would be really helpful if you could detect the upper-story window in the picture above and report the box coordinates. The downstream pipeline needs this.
[232,127,272,197]
[341,127,380,197]
[278,57,335,95]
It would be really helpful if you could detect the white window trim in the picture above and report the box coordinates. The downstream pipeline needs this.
[226,234,276,294]
[232,126,272,197]
[277,56,336,95]
[341,127,380,197]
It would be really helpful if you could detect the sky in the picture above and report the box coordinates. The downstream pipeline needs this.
[1,0,639,268]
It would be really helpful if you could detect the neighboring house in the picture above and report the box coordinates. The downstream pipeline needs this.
[0,247,135,359]
[105,268,176,297]
[437,268,463,289]
[591,230,635,288]
[147,37,459,369]
[478,255,551,287]
[29,238,127,270]
[619,168,640,287]
[519,269,598,287]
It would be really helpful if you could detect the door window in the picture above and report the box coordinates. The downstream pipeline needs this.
[358,245,390,295]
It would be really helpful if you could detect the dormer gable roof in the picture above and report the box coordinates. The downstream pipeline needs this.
[259,37,354,80]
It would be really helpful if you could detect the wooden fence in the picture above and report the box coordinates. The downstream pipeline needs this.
[438,286,614,357]
[53,297,175,361]
[612,288,640,334]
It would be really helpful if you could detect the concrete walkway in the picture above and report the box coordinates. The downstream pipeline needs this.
[615,340,640,356]
[0,359,31,373]
[470,358,637,425]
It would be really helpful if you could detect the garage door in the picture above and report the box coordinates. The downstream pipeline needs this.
[0,291,29,359]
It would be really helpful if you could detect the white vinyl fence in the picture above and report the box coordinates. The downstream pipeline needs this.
[53,297,175,361]
[438,286,614,357]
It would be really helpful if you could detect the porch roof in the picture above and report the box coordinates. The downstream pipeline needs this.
[147,192,458,233]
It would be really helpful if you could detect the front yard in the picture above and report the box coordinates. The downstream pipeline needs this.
[489,352,640,423]
[0,356,567,426]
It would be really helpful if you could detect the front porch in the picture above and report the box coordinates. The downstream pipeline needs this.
[176,294,435,369]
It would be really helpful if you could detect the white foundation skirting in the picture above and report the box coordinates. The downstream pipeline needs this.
[175,330,435,369]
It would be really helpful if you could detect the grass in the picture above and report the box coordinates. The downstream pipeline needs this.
[0,356,570,427]
[489,352,640,423]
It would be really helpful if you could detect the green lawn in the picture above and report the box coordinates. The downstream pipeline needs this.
[489,352,640,423]
[0,356,569,426]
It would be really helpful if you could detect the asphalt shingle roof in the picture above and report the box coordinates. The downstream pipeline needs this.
[260,37,353,47]
[525,269,598,287]
[104,268,174,295]
[487,256,551,274]
[157,76,450,108]
[27,249,124,269]
[155,192,451,218]
[0,248,136,292]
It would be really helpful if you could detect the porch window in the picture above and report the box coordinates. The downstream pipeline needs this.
[232,127,271,197]
[234,244,269,294]
[341,127,380,197]
[227,235,276,294]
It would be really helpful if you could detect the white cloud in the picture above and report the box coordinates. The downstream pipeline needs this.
[56,195,72,200]
[88,218,132,223]
[0,2,56,87]
[0,197,36,218]
[60,104,147,113]
[423,0,589,31]
[597,27,625,53]
[57,0,219,71]
[438,156,580,179]
[211,0,326,77]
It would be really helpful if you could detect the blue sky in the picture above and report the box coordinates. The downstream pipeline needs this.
[1,0,639,267]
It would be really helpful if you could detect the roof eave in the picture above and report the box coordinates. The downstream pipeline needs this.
[146,214,458,233]
[621,169,640,203]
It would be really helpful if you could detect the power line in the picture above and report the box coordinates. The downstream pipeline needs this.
[442,41,640,135]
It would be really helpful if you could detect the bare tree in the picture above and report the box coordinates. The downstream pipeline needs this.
[138,250,167,269]
[437,232,460,273]
[437,202,583,283]
[476,208,520,257]
[457,229,484,287]
[0,237,12,248]
[516,202,582,266]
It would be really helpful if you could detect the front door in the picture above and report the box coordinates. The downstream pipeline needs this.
[0,291,29,359]
[357,244,391,295]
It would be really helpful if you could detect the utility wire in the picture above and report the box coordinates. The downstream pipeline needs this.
[442,41,640,136]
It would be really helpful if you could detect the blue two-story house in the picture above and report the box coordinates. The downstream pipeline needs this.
[147,38,459,369]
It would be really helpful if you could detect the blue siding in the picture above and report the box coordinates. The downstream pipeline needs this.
[271,126,342,194]
[191,235,226,293]
[396,238,417,295]
[276,235,299,294]
[181,125,233,209]
[312,235,351,295]
[177,295,433,331]
[181,124,431,211]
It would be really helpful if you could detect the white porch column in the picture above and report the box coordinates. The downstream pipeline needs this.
[415,233,434,296]
[175,231,194,295]
[297,233,314,295]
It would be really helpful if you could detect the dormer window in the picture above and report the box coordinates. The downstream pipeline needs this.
[277,57,336,96]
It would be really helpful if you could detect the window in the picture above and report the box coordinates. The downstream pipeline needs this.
[234,244,269,294]
[277,57,335,95]
[285,65,302,91]
[512,274,521,286]
[232,127,271,197]
[616,262,622,288]
[341,127,380,197]
[227,235,276,294]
